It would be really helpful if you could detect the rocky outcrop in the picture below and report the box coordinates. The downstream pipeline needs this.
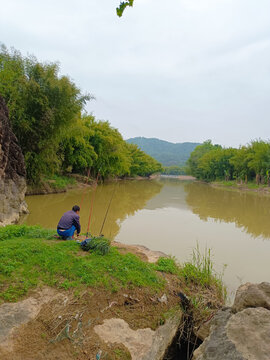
[193,282,270,360]
[232,282,270,313]
[94,311,182,360]
[0,95,28,226]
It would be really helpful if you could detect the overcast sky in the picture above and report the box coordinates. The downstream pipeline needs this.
[0,0,270,147]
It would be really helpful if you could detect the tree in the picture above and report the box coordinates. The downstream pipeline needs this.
[59,115,97,174]
[127,143,163,177]
[247,141,270,184]
[0,44,164,183]
[197,148,236,181]
[87,119,131,179]
[229,146,252,183]
[0,45,89,182]
[187,140,221,179]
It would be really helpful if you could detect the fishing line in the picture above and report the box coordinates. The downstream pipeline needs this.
[99,183,117,236]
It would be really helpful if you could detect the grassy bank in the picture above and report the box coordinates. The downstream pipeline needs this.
[0,225,225,315]
[211,180,270,195]
[0,225,165,302]
[26,175,78,195]
[0,225,225,359]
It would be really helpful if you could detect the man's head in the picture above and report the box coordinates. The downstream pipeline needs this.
[72,205,80,214]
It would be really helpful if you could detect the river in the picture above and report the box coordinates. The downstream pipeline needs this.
[22,177,270,301]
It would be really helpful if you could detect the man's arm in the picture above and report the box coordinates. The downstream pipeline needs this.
[73,215,81,235]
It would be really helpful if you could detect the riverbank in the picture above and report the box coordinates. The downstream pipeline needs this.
[210,180,270,196]
[0,225,225,360]
[26,175,81,195]
[26,174,159,196]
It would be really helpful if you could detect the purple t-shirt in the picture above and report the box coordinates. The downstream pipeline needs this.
[57,210,81,234]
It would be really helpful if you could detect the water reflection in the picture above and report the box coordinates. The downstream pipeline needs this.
[23,180,163,238]
[23,179,270,241]
[184,182,270,239]
[23,178,270,298]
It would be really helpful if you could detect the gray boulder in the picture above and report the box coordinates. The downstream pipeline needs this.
[193,307,270,360]
[232,282,270,313]
[193,282,270,360]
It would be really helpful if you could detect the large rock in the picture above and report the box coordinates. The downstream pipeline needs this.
[232,282,270,313]
[0,95,28,225]
[193,282,270,360]
[227,307,270,360]
[193,307,270,360]
[94,311,182,360]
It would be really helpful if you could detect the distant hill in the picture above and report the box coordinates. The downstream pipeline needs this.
[126,137,201,166]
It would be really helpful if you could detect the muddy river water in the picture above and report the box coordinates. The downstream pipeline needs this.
[23,177,270,300]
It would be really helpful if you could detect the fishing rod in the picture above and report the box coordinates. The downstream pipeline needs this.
[99,183,117,236]
[85,172,100,238]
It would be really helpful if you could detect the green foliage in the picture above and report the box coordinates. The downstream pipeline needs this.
[154,257,179,274]
[179,244,225,298]
[127,143,163,177]
[0,45,89,183]
[82,237,111,255]
[162,166,186,175]
[116,0,134,17]
[0,44,161,184]
[247,140,270,184]
[187,140,222,179]
[187,139,270,185]
[0,226,164,302]
[44,175,76,189]
[229,146,252,182]
[0,225,55,241]
[89,120,131,178]
[59,115,97,174]
[197,147,236,181]
[113,348,132,360]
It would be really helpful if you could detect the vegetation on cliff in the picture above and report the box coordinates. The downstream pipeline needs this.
[187,140,270,186]
[0,45,162,185]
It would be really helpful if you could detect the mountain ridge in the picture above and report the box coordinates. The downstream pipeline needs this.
[126,137,200,166]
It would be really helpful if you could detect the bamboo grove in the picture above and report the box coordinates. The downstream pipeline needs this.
[187,140,270,185]
[0,45,162,184]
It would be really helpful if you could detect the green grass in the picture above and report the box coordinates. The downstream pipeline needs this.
[215,180,269,190]
[153,256,179,274]
[0,225,226,312]
[0,225,164,302]
[179,244,226,298]
[216,180,235,187]
[44,174,76,190]
[0,225,56,241]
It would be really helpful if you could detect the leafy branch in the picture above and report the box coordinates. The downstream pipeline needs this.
[116,0,134,17]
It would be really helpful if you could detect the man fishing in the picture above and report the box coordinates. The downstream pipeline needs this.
[57,205,81,240]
